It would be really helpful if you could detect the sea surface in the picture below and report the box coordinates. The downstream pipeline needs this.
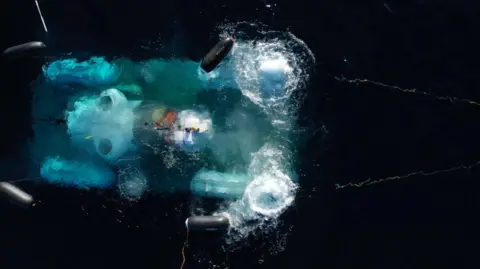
[0,0,477,268]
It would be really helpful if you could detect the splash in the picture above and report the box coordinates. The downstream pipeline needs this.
[29,22,315,247]
[213,143,298,237]
[245,144,297,219]
[117,165,148,201]
[192,22,315,241]
[202,23,314,130]
[66,88,139,162]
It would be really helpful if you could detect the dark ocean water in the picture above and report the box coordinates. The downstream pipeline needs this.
[0,0,478,268]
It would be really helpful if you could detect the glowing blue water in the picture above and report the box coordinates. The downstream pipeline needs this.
[30,24,314,243]
[66,88,139,162]
[43,57,120,86]
[40,156,115,189]
[191,169,251,199]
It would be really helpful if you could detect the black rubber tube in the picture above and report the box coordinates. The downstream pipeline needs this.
[2,41,47,59]
[0,182,34,208]
[200,37,234,73]
[185,215,230,231]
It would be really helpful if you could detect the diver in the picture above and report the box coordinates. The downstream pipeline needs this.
[184,127,200,133]
[182,126,201,146]
[150,108,209,148]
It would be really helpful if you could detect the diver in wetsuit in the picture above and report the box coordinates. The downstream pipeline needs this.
[183,126,200,145]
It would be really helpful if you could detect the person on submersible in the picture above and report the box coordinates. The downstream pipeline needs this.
[152,109,208,150]
[181,126,202,146]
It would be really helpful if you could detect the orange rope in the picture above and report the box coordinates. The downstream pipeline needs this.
[180,229,189,269]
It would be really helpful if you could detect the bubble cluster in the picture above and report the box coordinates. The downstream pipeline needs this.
[117,165,148,201]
